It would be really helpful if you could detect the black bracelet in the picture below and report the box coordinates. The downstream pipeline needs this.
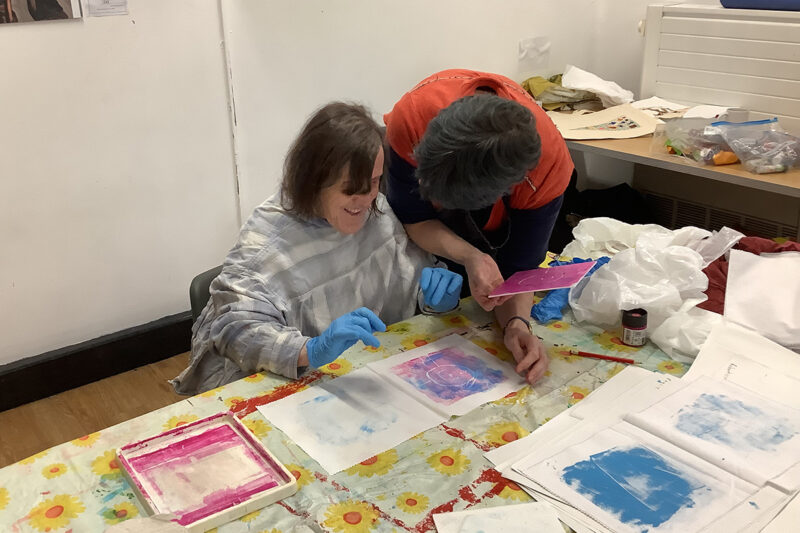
[503,315,531,335]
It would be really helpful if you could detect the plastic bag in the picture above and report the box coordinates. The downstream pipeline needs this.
[561,217,709,259]
[568,229,708,331]
[654,118,739,166]
[649,299,724,361]
[715,118,800,174]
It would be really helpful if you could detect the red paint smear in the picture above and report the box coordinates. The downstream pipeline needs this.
[412,469,506,532]
[439,424,491,452]
[312,471,350,493]
[276,500,311,520]
[458,485,478,504]
[229,373,322,417]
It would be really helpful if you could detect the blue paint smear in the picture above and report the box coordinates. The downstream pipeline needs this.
[562,446,704,529]
[393,347,505,405]
[675,393,797,451]
[297,393,397,446]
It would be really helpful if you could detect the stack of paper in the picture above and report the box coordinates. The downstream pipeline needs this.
[486,322,800,533]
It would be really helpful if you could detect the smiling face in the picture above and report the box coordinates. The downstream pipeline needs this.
[318,146,384,235]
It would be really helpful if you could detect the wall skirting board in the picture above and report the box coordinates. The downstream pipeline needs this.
[0,313,192,412]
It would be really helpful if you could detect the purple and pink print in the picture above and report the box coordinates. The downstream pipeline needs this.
[390,347,505,405]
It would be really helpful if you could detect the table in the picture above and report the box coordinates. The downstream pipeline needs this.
[567,137,800,199]
[0,297,687,533]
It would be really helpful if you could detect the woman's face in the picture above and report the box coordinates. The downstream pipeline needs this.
[319,147,383,235]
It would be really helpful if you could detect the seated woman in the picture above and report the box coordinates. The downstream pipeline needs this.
[172,102,461,395]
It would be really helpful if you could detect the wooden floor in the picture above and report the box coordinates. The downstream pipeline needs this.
[0,352,190,469]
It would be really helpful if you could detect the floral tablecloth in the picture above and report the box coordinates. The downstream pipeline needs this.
[0,297,687,533]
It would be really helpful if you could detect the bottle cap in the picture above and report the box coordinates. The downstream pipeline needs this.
[622,308,648,328]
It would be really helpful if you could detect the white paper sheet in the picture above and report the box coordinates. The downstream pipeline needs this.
[761,491,800,533]
[515,425,752,533]
[724,250,800,350]
[432,502,563,533]
[368,335,526,417]
[627,376,800,488]
[684,321,800,385]
[257,368,445,474]
[548,104,658,140]
[683,105,731,119]
[631,97,689,119]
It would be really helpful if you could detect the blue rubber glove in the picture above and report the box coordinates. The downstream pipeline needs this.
[305,307,386,368]
[420,267,462,313]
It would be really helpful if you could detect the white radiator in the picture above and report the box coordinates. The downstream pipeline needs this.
[640,3,800,134]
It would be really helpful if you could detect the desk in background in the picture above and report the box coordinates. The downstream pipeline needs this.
[568,137,800,242]
[0,298,687,532]
[568,137,800,199]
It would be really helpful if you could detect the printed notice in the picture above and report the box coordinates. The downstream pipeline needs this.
[86,0,128,17]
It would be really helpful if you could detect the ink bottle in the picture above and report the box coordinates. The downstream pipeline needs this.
[621,308,648,347]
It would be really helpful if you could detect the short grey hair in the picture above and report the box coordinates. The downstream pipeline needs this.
[414,94,541,210]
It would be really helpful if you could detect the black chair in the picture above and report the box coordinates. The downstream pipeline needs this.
[189,265,223,323]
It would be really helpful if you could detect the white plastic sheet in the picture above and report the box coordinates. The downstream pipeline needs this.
[568,234,708,330]
[649,299,724,361]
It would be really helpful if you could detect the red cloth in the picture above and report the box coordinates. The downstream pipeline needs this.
[383,69,574,231]
[699,236,800,314]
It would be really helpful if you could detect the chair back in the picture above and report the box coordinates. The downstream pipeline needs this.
[189,265,223,323]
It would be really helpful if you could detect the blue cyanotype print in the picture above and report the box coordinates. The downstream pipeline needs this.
[297,392,397,446]
[562,446,706,530]
[675,393,798,451]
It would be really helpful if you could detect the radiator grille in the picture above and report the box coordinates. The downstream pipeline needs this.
[643,192,799,239]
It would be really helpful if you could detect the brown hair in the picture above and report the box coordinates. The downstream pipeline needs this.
[281,102,383,219]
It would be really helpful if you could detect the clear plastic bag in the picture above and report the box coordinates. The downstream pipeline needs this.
[653,118,739,166]
[715,118,800,174]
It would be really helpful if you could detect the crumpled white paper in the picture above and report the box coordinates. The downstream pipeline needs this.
[561,64,634,108]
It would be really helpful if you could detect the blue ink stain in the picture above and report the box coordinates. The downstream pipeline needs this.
[749,501,760,509]
[308,394,333,404]
[296,391,398,446]
[675,393,797,451]
[393,347,505,405]
[562,446,704,529]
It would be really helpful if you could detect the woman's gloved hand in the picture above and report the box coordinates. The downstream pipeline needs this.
[305,307,386,367]
[420,267,462,313]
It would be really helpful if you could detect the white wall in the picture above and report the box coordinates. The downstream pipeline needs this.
[0,1,239,365]
[2,1,713,367]
[225,0,724,210]
[579,0,722,188]
[223,0,602,218]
